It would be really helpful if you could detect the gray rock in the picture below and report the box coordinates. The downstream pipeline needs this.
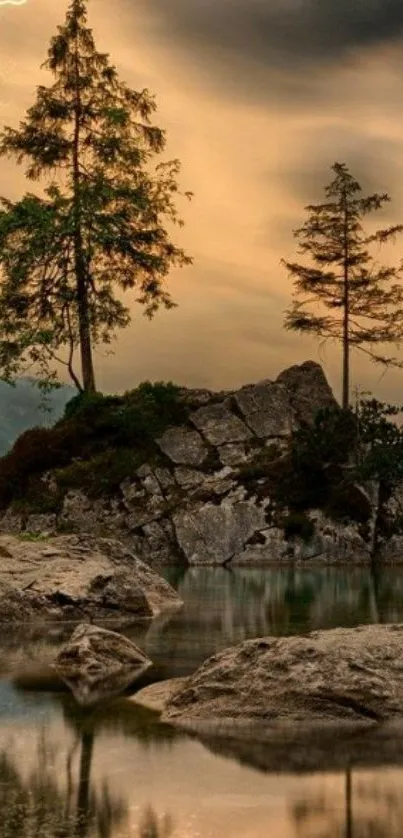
[276,360,337,425]
[173,500,266,565]
[162,624,403,727]
[59,490,114,534]
[174,468,205,489]
[54,623,152,706]
[157,426,208,466]
[190,402,252,446]
[0,509,23,533]
[235,381,294,438]
[153,467,176,492]
[231,511,371,564]
[218,443,250,467]
[120,480,147,509]
[25,514,57,535]
[201,468,235,496]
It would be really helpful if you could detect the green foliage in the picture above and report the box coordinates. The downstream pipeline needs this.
[324,481,372,524]
[271,398,403,525]
[283,512,315,543]
[119,381,187,443]
[354,398,403,493]
[63,390,118,421]
[0,0,192,391]
[271,407,357,513]
[292,407,357,470]
[0,380,185,509]
[18,532,50,542]
[54,447,144,498]
[237,443,282,483]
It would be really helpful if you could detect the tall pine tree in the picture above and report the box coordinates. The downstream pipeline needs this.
[283,163,403,409]
[0,0,192,392]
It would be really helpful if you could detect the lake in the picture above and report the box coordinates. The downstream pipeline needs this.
[1,564,403,837]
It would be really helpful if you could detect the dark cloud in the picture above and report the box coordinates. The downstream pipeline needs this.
[135,0,403,68]
[273,130,403,203]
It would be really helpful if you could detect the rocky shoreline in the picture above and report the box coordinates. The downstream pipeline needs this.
[0,534,182,623]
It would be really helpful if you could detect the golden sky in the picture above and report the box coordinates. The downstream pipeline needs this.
[2,0,403,399]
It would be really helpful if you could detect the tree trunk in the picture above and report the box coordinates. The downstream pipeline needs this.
[342,195,350,410]
[345,765,353,838]
[75,731,94,837]
[73,14,96,394]
[75,237,96,393]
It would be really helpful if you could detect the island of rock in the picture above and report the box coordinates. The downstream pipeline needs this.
[2,359,399,565]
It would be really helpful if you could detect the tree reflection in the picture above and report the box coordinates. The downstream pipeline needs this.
[137,806,174,838]
[0,726,127,838]
[292,766,403,838]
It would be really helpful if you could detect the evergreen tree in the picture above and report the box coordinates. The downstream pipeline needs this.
[0,0,192,392]
[283,162,403,408]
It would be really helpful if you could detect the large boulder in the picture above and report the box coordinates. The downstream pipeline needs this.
[173,500,266,565]
[0,535,182,623]
[276,360,337,425]
[234,381,293,438]
[54,623,152,706]
[161,624,403,728]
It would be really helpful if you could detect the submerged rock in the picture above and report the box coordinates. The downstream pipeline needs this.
[160,624,403,727]
[54,623,152,706]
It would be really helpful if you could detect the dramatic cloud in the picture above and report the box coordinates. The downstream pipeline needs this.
[1,0,403,401]
[137,0,403,67]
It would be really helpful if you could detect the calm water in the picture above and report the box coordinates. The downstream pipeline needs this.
[2,566,403,837]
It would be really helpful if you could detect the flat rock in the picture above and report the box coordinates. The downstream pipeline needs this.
[190,402,252,446]
[173,500,266,565]
[162,624,403,727]
[133,677,188,712]
[54,623,152,706]
[156,426,208,466]
[0,535,182,622]
[235,381,294,438]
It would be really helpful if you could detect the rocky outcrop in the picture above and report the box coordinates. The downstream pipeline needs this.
[54,623,152,706]
[2,360,390,566]
[0,535,182,623]
[159,624,403,728]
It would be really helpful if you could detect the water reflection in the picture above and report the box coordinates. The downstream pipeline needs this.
[0,690,182,838]
[139,566,403,679]
[3,565,403,836]
[0,731,126,838]
[292,768,403,838]
[137,808,174,838]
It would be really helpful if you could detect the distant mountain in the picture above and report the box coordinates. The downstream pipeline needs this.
[0,379,75,455]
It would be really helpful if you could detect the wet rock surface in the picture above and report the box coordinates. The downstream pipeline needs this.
[54,623,152,706]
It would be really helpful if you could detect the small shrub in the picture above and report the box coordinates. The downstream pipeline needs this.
[325,481,372,524]
[283,512,315,543]
[54,447,145,498]
[238,444,282,483]
[116,381,187,445]
[18,532,50,542]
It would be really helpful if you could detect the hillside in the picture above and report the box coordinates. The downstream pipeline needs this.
[0,379,74,455]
